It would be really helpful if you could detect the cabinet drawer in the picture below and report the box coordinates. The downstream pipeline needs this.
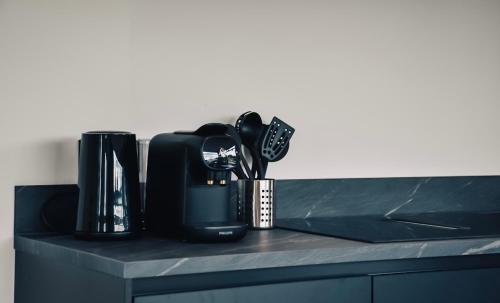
[373,267,500,303]
[135,276,370,303]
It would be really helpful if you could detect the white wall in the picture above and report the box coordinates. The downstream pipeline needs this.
[1,0,500,301]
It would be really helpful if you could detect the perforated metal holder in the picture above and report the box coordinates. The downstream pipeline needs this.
[237,179,275,229]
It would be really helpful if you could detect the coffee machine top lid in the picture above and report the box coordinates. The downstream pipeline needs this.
[84,131,133,135]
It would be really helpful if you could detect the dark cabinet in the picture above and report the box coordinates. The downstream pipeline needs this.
[373,268,500,303]
[135,277,371,303]
[15,249,500,303]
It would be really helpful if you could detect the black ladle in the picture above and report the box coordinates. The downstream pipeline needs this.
[236,112,265,179]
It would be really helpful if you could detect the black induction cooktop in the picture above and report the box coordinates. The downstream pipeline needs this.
[276,212,500,243]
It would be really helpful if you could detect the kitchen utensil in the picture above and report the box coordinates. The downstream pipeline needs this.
[251,123,268,179]
[235,111,265,179]
[237,179,275,229]
[260,116,295,162]
[258,117,294,178]
[252,124,269,179]
[260,139,289,178]
[232,160,248,179]
[76,131,140,239]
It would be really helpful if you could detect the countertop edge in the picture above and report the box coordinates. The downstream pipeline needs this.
[14,233,500,279]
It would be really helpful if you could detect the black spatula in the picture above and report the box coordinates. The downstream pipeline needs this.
[260,117,295,162]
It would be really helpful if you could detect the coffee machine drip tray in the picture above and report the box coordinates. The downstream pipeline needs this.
[276,212,500,243]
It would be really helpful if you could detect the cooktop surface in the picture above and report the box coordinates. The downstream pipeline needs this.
[276,212,500,243]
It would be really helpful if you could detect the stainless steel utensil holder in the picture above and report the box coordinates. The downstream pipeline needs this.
[237,179,275,229]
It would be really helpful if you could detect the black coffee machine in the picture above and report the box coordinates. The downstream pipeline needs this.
[145,124,248,242]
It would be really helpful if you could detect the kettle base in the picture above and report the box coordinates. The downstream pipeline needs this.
[74,231,137,240]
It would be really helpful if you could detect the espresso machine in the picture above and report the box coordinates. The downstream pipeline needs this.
[145,124,248,242]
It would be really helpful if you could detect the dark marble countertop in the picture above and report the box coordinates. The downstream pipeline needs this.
[14,229,500,279]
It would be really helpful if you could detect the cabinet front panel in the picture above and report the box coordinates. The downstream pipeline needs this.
[135,276,370,303]
[374,267,500,303]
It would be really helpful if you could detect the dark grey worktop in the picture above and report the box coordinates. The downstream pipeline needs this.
[14,229,500,279]
[13,177,500,280]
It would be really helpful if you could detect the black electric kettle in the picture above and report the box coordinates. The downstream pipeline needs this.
[75,131,140,239]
